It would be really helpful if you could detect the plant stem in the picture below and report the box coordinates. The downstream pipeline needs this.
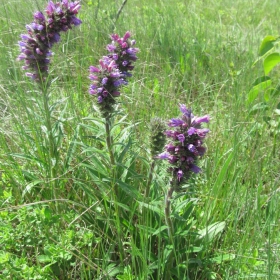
[112,0,128,30]
[105,117,118,197]
[42,85,58,199]
[164,186,175,280]
[104,116,125,262]
[145,159,156,199]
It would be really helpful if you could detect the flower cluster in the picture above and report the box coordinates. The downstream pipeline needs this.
[18,0,82,82]
[157,104,210,187]
[149,117,166,157]
[89,31,139,117]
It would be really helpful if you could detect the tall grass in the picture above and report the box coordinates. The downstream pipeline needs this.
[0,0,279,279]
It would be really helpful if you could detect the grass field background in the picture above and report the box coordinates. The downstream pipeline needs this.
[0,0,280,279]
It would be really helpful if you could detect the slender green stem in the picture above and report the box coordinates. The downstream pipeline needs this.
[145,160,156,199]
[105,117,116,165]
[164,186,175,280]
[104,116,125,262]
[105,117,118,197]
[41,84,58,200]
[112,0,128,30]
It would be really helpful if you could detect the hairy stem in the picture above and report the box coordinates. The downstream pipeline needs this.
[164,186,175,279]
[42,85,58,200]
[104,116,124,262]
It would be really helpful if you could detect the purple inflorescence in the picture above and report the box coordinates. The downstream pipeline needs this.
[18,0,82,82]
[156,104,210,186]
[88,31,139,116]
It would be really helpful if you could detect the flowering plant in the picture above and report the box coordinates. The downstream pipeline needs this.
[157,104,210,188]
[89,31,139,117]
[18,0,81,82]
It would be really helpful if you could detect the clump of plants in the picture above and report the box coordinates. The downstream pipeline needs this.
[1,1,229,279]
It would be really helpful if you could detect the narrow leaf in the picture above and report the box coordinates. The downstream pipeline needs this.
[198,221,226,242]
[22,180,44,197]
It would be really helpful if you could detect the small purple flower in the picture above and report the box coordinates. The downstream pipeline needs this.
[196,128,210,138]
[165,143,176,152]
[165,130,179,140]
[190,164,201,174]
[177,134,185,144]
[180,104,192,118]
[192,115,210,125]
[156,152,170,159]
[107,44,116,52]
[168,118,185,127]
[168,155,178,164]
[102,77,108,85]
[188,144,197,153]
[89,66,100,73]
[187,127,196,136]
[186,157,194,164]
[177,170,183,181]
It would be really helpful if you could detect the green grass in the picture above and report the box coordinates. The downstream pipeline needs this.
[0,0,280,279]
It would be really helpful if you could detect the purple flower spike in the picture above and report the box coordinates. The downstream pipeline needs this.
[156,104,210,187]
[88,31,139,117]
[18,0,82,83]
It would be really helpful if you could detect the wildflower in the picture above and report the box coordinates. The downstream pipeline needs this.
[157,104,210,188]
[18,0,82,83]
[88,31,139,117]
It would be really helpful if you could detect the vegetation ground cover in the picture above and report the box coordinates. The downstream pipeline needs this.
[0,0,279,279]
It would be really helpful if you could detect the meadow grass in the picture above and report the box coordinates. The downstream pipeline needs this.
[0,0,280,279]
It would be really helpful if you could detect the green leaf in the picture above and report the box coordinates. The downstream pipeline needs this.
[213,150,234,190]
[210,253,236,264]
[22,180,44,197]
[10,153,45,165]
[197,221,226,242]
[138,201,164,216]
[247,78,272,104]
[249,102,268,115]
[64,126,79,170]
[37,255,52,263]
[263,52,280,75]
[152,225,168,236]
[258,35,277,56]
[251,76,271,87]
[115,179,140,199]
[116,137,133,165]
